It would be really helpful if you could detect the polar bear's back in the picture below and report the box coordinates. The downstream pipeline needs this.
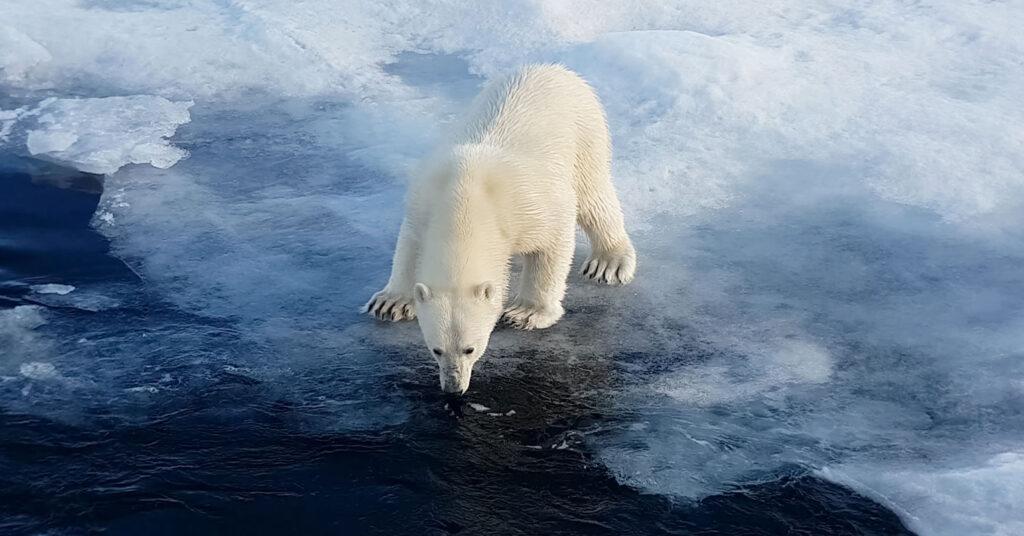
[412,65,616,261]
[455,64,609,168]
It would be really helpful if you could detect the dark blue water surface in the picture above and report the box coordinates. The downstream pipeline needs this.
[0,158,915,535]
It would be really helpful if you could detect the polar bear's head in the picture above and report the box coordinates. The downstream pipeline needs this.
[413,281,501,394]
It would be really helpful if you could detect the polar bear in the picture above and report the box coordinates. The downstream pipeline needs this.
[363,64,636,394]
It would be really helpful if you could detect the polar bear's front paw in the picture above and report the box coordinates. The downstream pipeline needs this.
[362,289,416,322]
[501,300,564,330]
[581,247,636,285]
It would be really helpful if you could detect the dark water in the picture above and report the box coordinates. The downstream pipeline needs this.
[0,159,913,535]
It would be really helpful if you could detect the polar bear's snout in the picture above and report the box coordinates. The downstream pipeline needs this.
[438,363,471,395]
[436,350,479,395]
[435,349,483,395]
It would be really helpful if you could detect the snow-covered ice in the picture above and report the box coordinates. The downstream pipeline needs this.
[821,453,1024,536]
[2,96,192,174]
[1,1,1023,534]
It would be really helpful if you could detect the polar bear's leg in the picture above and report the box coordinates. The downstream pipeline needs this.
[363,217,419,321]
[574,132,637,285]
[502,228,574,330]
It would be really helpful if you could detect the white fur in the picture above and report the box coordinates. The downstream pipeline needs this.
[364,64,636,394]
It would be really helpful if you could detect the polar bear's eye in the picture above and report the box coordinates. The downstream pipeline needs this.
[463,347,475,355]
[432,348,443,356]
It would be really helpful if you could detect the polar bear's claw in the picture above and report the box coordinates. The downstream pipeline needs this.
[501,300,564,330]
[363,290,416,322]
[581,249,636,286]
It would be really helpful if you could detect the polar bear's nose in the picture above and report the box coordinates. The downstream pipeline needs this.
[441,377,466,395]
[439,364,470,395]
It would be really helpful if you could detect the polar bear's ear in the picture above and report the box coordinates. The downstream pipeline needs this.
[414,283,431,302]
[474,282,496,302]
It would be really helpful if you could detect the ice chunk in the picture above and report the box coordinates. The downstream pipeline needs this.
[3,96,192,175]
[467,402,490,413]
[124,385,159,394]
[30,283,75,295]
[19,361,58,380]
[27,129,77,153]
[27,289,120,312]
[0,306,48,369]
[0,305,46,331]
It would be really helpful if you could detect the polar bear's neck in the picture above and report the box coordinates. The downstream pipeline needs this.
[417,145,514,295]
